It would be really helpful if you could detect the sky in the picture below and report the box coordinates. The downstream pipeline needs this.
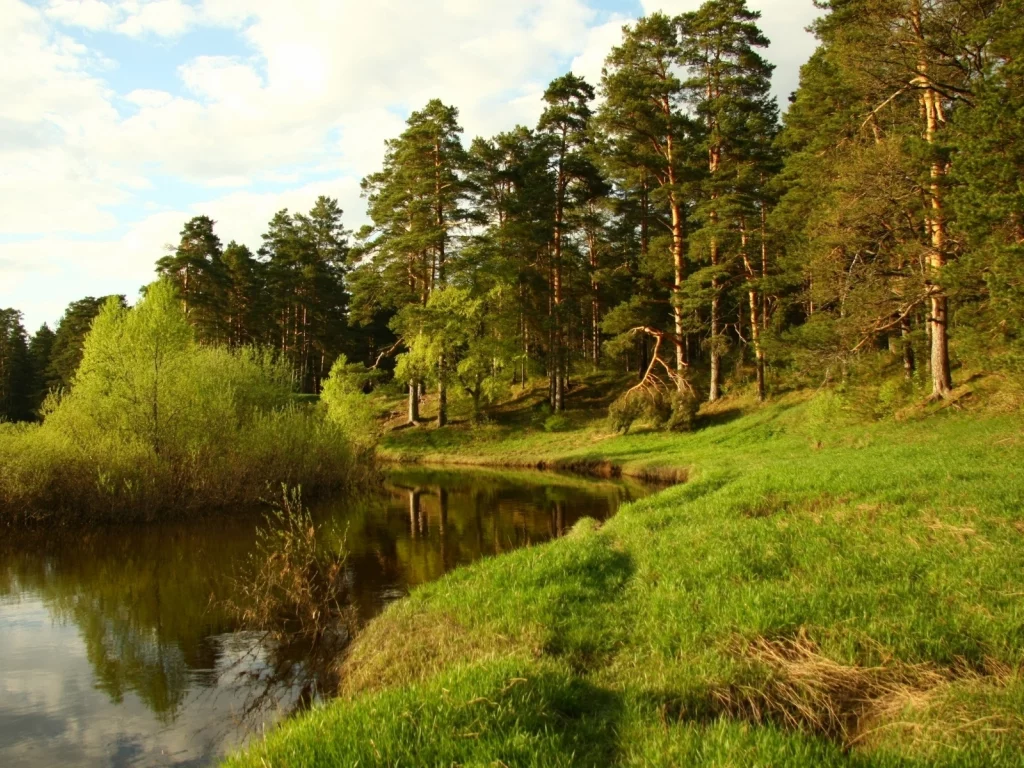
[1,0,822,333]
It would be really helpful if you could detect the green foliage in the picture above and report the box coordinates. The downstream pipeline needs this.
[608,386,700,435]
[320,354,382,447]
[801,388,850,446]
[543,414,571,433]
[46,295,126,393]
[665,388,700,431]
[232,402,1024,767]
[393,286,518,421]
[0,280,373,523]
[26,324,54,415]
[608,390,647,434]
[948,0,1024,373]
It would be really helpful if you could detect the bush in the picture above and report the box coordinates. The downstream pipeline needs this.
[543,414,571,433]
[608,391,646,434]
[666,389,700,432]
[609,387,701,434]
[0,280,376,524]
[232,486,357,653]
[320,354,382,449]
[801,388,851,447]
[226,486,359,711]
[875,376,916,419]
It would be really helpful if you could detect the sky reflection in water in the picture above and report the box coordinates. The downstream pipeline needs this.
[0,467,657,767]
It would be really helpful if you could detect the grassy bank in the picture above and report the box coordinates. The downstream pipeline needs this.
[227,385,1024,766]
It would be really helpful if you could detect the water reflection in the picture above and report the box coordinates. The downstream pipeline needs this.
[0,467,657,767]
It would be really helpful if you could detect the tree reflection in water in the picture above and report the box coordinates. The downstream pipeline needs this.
[0,468,659,767]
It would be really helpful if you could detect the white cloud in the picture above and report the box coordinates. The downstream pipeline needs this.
[1,177,366,330]
[60,0,599,187]
[178,55,263,104]
[0,2,127,234]
[569,16,632,89]
[44,0,117,30]
[44,0,200,38]
[116,0,197,36]
[4,0,822,331]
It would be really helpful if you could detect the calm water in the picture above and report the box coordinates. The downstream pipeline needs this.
[0,467,656,768]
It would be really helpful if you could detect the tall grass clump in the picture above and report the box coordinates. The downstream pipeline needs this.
[225,486,358,715]
[0,280,377,524]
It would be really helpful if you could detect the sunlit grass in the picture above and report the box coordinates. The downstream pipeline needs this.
[227,387,1024,767]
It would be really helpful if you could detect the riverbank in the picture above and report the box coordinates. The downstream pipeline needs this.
[227,386,1024,766]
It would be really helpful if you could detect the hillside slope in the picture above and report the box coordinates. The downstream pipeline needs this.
[227,392,1024,767]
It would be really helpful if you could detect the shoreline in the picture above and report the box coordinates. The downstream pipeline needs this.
[225,400,1024,767]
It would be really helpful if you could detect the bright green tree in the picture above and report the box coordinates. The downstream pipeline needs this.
[46,295,126,392]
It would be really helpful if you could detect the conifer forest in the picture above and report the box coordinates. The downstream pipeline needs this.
[3,0,1022,427]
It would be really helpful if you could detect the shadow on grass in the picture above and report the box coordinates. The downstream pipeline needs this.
[699,406,746,429]
[230,660,628,768]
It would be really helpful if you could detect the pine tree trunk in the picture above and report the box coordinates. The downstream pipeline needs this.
[902,317,915,380]
[552,134,567,412]
[916,19,953,399]
[741,220,766,402]
[408,382,419,425]
[669,192,686,387]
[760,199,770,330]
[709,227,722,403]
[437,356,447,428]
[708,199,722,402]
[589,228,600,366]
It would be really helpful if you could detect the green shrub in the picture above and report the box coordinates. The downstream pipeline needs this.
[666,389,700,432]
[0,280,376,524]
[320,354,382,448]
[609,387,700,434]
[801,388,851,446]
[875,376,915,418]
[608,391,646,434]
[543,414,571,433]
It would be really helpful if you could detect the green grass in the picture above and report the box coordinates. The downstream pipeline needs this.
[226,385,1024,767]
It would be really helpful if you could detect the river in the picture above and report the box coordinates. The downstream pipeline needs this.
[0,466,657,767]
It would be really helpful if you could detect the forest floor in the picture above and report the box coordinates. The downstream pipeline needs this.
[226,375,1024,767]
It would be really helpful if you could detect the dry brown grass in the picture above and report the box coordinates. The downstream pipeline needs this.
[714,633,1021,752]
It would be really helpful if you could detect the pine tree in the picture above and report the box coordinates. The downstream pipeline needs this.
[156,216,228,343]
[222,241,263,348]
[679,0,776,401]
[0,309,32,422]
[356,99,475,426]
[27,324,55,414]
[538,73,600,411]
[467,127,555,389]
[812,0,1002,397]
[256,199,351,392]
[950,0,1024,370]
[599,13,695,388]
